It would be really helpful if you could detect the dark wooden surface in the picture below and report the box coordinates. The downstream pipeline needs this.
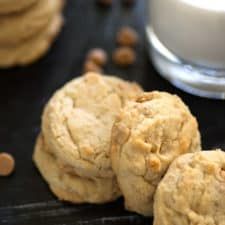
[0,1,224,224]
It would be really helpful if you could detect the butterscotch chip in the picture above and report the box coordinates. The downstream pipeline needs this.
[116,27,139,47]
[113,47,136,66]
[111,91,201,216]
[97,0,113,7]
[154,150,225,225]
[87,48,108,66]
[0,153,15,176]
[83,60,103,73]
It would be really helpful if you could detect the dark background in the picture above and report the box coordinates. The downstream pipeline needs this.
[0,1,224,224]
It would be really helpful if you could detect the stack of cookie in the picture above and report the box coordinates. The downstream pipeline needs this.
[33,72,201,212]
[34,73,143,203]
[0,0,64,68]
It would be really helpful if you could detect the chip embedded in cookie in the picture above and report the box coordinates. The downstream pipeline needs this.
[33,72,142,204]
[154,150,225,225]
[111,91,201,216]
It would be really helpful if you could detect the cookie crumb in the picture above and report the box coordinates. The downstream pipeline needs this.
[87,48,108,66]
[113,47,136,67]
[97,0,113,7]
[83,60,103,73]
[0,153,15,176]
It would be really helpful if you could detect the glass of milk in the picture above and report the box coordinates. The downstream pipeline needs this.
[147,0,225,99]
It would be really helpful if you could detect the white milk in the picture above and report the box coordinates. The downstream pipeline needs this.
[149,0,225,68]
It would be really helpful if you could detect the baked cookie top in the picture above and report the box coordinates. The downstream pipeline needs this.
[154,150,225,225]
[42,73,142,180]
[111,91,201,216]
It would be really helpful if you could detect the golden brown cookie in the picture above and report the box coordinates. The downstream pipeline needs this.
[34,134,121,203]
[154,150,225,225]
[0,0,64,46]
[0,0,37,14]
[33,73,143,204]
[0,13,63,68]
[111,91,201,216]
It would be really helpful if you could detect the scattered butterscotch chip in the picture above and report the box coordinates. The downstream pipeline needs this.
[97,0,113,7]
[122,0,136,7]
[0,153,15,176]
[113,47,136,66]
[116,26,139,47]
[87,48,108,66]
[83,60,103,73]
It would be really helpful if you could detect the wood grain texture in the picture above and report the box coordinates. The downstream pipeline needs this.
[0,0,224,224]
[0,199,150,225]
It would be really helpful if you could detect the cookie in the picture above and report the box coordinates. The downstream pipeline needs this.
[0,0,64,46]
[154,150,225,225]
[111,91,201,216]
[33,73,143,203]
[0,0,37,14]
[34,134,121,203]
[0,13,63,68]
